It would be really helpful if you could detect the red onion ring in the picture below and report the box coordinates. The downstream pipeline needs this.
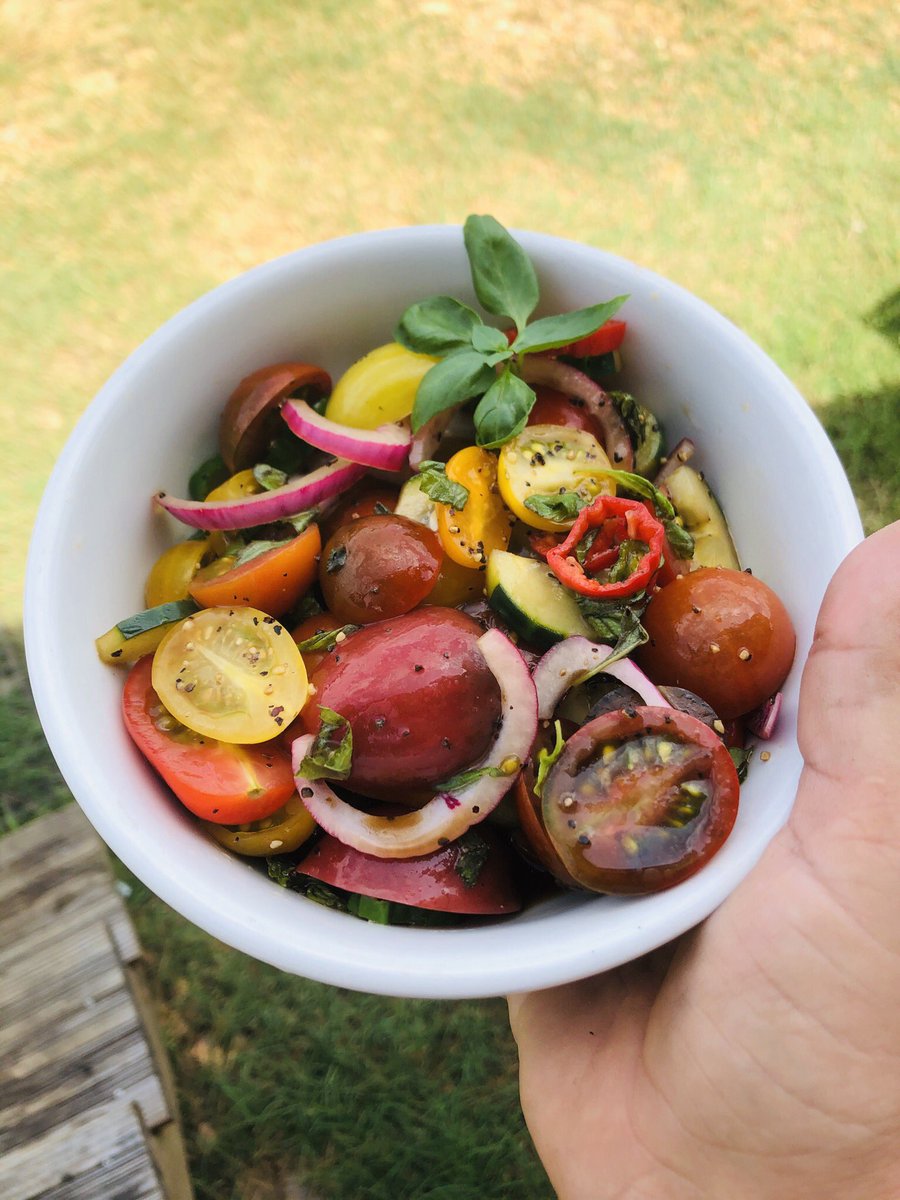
[281,399,411,471]
[747,692,782,740]
[532,636,670,720]
[291,629,538,858]
[156,458,366,530]
[520,357,634,471]
[409,410,454,472]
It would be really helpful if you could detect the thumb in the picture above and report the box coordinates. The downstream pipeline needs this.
[791,519,900,945]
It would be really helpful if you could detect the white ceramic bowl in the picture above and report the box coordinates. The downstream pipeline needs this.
[25,226,862,999]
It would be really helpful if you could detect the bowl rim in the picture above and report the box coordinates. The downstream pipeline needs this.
[24,224,864,998]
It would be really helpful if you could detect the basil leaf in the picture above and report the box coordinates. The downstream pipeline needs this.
[325,545,347,573]
[524,490,588,522]
[473,370,536,449]
[253,463,289,491]
[512,297,628,355]
[395,295,483,356]
[463,214,539,333]
[416,460,469,509]
[663,519,695,559]
[576,595,650,667]
[286,509,318,534]
[470,324,511,355]
[453,830,490,889]
[291,592,324,623]
[729,745,753,783]
[233,538,285,567]
[299,706,353,782]
[188,454,229,501]
[411,351,497,432]
[293,623,359,652]
[534,720,566,798]
[435,764,509,793]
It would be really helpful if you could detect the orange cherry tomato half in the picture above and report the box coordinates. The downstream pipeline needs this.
[122,657,296,824]
[189,525,322,617]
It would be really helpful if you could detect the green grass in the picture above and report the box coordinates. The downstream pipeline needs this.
[2,1,898,1196]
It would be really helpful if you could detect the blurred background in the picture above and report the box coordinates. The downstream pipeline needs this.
[2,1,897,1197]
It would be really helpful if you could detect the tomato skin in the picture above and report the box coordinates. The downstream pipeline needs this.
[513,729,584,890]
[301,608,501,800]
[319,514,443,625]
[296,829,521,914]
[637,568,796,719]
[122,657,295,823]
[526,387,601,437]
[436,445,514,568]
[291,611,343,675]
[318,482,398,543]
[189,525,321,617]
[542,706,740,895]
[219,362,331,472]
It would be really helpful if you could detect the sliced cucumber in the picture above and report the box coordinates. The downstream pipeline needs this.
[96,598,198,666]
[486,550,593,648]
[664,465,740,570]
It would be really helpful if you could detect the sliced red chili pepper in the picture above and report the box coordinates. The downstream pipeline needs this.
[546,495,665,600]
[551,319,627,360]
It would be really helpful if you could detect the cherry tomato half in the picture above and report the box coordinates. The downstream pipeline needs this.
[637,567,796,719]
[319,514,443,625]
[219,361,331,472]
[318,482,399,543]
[189,525,321,617]
[204,792,315,856]
[296,828,521,915]
[123,657,296,823]
[542,706,740,895]
[526,386,602,438]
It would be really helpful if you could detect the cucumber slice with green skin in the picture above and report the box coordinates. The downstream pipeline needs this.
[611,393,664,478]
[394,477,439,530]
[664,464,740,570]
[96,599,199,666]
[486,550,593,648]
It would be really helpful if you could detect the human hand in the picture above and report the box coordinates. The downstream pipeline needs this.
[509,521,900,1200]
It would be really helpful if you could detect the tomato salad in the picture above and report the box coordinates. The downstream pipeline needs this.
[97,217,796,927]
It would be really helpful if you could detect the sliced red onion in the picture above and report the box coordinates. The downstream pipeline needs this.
[409,410,454,472]
[520,357,634,471]
[281,399,411,471]
[747,691,782,740]
[156,458,365,530]
[533,636,670,720]
[292,629,538,859]
[653,437,696,489]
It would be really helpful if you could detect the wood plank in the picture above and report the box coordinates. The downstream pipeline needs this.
[0,804,194,1200]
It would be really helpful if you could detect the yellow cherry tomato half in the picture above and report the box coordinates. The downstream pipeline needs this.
[152,606,309,744]
[497,424,615,532]
[204,793,316,857]
[144,539,210,608]
[325,343,437,429]
[436,446,514,570]
[204,468,263,503]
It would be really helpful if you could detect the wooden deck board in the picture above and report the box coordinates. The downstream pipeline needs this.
[0,805,193,1200]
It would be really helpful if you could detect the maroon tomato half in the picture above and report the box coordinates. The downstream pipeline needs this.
[296,829,521,914]
[637,567,796,719]
[513,724,583,890]
[319,513,443,625]
[301,608,501,801]
[122,657,295,824]
[318,481,399,543]
[542,706,740,895]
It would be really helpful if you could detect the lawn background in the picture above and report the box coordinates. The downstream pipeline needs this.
[2,2,898,1197]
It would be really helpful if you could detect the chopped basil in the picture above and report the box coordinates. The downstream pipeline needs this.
[266,857,301,889]
[729,745,753,783]
[116,599,198,640]
[416,460,469,509]
[253,462,289,491]
[285,509,318,534]
[298,706,353,782]
[293,624,359,652]
[372,501,392,516]
[435,764,509,793]
[453,829,490,889]
[325,544,348,573]
[577,595,650,667]
[188,454,229,501]
[524,490,589,523]
[534,720,566,797]
[291,592,324,623]
[232,538,286,568]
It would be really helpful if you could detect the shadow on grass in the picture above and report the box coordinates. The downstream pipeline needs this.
[0,627,72,832]
[818,383,900,535]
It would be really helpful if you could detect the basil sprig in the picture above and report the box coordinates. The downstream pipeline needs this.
[416,460,469,509]
[298,706,353,782]
[397,215,627,449]
[524,490,588,523]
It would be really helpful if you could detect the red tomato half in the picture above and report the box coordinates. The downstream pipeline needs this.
[296,830,521,914]
[542,707,740,895]
[122,657,296,823]
[526,386,600,436]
